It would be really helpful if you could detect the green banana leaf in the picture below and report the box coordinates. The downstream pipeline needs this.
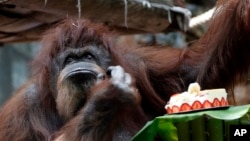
[132,104,250,141]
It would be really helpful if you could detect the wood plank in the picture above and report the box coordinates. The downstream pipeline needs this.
[3,0,190,33]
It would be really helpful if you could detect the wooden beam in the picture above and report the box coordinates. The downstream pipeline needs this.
[3,0,191,33]
[0,0,191,43]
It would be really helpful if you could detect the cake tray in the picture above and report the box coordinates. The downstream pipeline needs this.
[168,106,231,115]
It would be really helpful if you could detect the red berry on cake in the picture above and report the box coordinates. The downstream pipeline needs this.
[192,101,202,110]
[172,106,180,113]
[167,107,172,114]
[203,100,212,108]
[180,103,192,111]
[221,97,228,106]
[213,98,221,107]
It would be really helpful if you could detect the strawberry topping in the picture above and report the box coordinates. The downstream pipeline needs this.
[213,98,221,107]
[167,107,172,114]
[180,103,192,111]
[221,97,228,106]
[203,100,212,108]
[172,106,180,113]
[192,101,202,110]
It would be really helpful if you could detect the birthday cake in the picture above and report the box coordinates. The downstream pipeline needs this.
[165,83,228,114]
